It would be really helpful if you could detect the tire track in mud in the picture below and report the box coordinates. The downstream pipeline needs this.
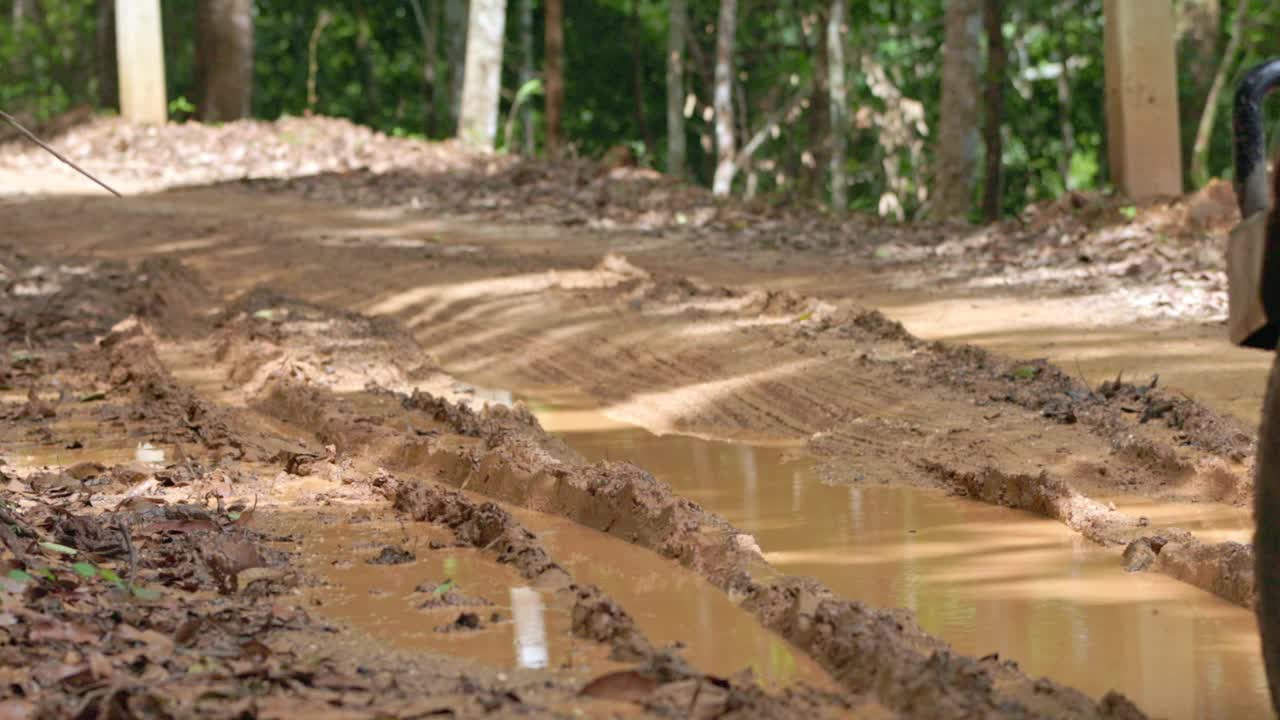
[7,233,1249,707]
[175,282,1150,718]
[387,258,1260,606]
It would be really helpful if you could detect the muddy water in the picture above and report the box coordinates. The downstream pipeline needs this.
[268,511,623,675]
[530,405,1271,720]
[509,506,835,689]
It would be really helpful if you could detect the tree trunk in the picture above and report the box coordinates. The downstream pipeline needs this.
[1190,0,1247,188]
[827,0,848,211]
[934,0,983,221]
[445,0,468,133]
[458,0,507,150]
[115,0,167,124]
[519,0,535,154]
[353,0,381,121]
[803,11,829,199]
[711,0,738,196]
[544,0,565,158]
[980,0,1005,221]
[666,0,687,177]
[96,0,119,110]
[1177,0,1221,125]
[630,0,652,155]
[407,0,439,137]
[195,0,254,122]
[1054,20,1074,191]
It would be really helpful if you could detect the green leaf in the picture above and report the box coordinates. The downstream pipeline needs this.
[512,78,544,108]
[39,542,77,556]
[1011,365,1039,380]
[99,568,125,588]
[32,568,55,581]
[433,579,455,596]
[252,309,277,320]
[7,570,32,584]
[1119,205,1137,221]
[72,562,98,578]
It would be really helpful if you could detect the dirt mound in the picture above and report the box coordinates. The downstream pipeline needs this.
[0,114,479,193]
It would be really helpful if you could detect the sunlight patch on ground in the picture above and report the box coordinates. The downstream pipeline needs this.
[599,358,820,437]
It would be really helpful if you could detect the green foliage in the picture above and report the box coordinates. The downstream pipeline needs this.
[5,0,1280,217]
[0,0,101,119]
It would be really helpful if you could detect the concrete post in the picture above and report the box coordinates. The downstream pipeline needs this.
[1103,0,1183,200]
[115,0,167,124]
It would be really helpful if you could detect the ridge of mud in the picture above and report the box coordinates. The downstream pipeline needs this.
[648,273,1254,472]
[386,476,865,717]
[390,477,659,664]
[247,373,1146,719]
[917,459,1256,608]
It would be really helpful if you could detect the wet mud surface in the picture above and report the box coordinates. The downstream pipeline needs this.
[0,141,1271,718]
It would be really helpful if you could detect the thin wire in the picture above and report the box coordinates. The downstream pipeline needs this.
[0,110,123,198]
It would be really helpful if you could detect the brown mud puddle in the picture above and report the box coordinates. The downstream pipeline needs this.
[504,394,1270,720]
[509,506,833,689]
[267,510,616,673]
[271,507,832,691]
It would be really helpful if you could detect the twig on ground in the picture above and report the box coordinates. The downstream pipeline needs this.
[0,110,123,198]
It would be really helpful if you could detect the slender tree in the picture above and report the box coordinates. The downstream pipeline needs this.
[1190,0,1247,187]
[630,0,652,154]
[934,0,983,220]
[827,0,848,210]
[981,0,1005,221]
[96,0,118,109]
[519,0,535,154]
[666,0,687,177]
[712,0,738,195]
[458,0,507,150]
[544,0,565,158]
[1053,12,1074,191]
[195,0,255,122]
[445,0,468,132]
[407,0,440,137]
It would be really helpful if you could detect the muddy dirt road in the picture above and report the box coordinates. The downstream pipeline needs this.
[0,120,1269,718]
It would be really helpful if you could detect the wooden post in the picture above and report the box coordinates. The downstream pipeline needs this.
[1103,0,1182,199]
[115,0,167,124]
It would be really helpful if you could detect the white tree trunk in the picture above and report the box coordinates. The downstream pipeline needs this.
[458,0,507,150]
[711,0,738,196]
[934,0,983,220]
[667,0,687,177]
[115,0,168,124]
[827,0,848,210]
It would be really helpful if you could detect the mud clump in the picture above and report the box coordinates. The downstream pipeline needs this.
[1122,539,1159,572]
[393,478,661,664]
[367,545,415,565]
[101,330,263,462]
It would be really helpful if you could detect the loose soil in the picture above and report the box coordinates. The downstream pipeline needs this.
[0,115,1269,718]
